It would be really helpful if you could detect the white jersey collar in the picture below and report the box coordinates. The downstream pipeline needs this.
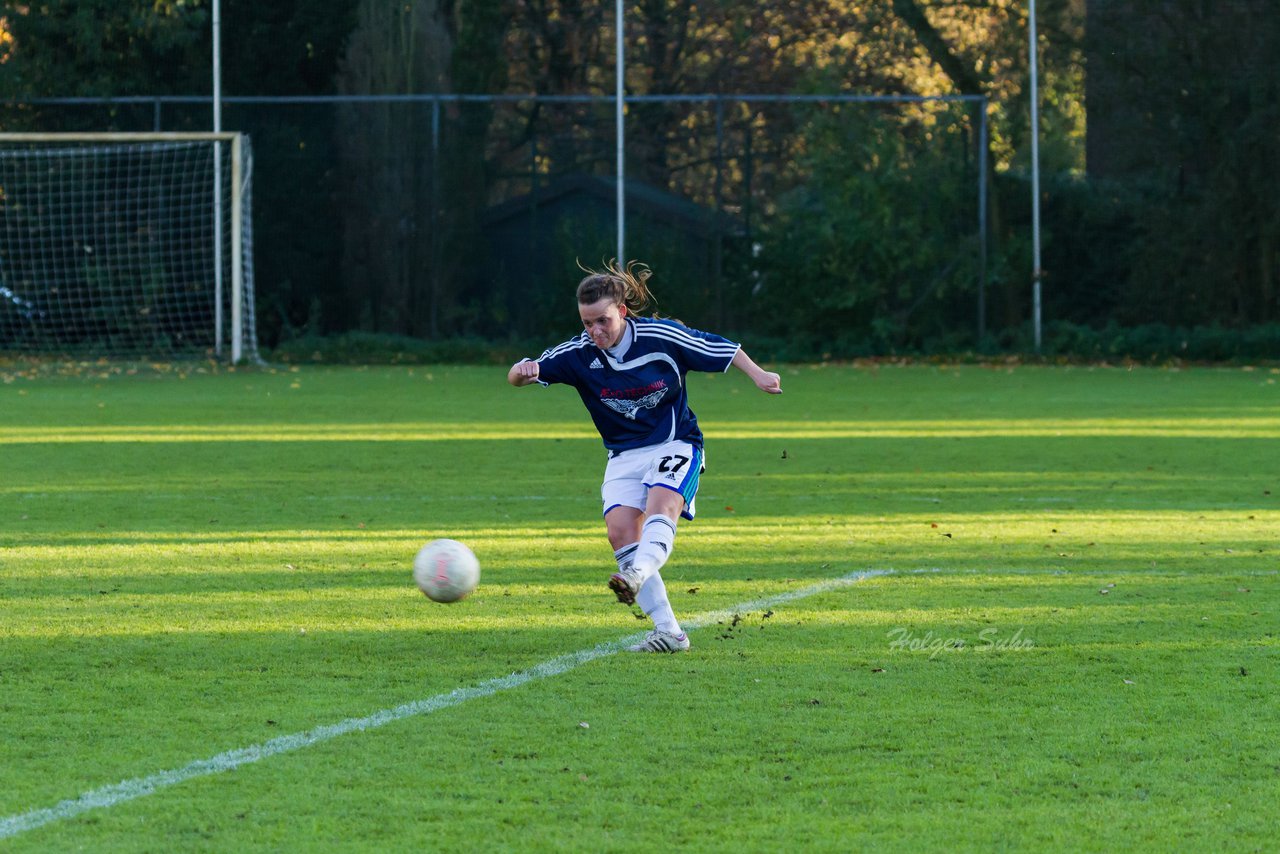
[606,317,635,360]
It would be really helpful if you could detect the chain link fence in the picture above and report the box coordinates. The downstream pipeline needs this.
[3,94,989,355]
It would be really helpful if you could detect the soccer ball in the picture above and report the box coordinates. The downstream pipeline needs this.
[413,539,480,603]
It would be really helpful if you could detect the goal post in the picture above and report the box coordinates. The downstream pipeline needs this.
[0,132,259,362]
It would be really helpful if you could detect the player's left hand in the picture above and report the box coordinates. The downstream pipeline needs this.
[756,371,782,394]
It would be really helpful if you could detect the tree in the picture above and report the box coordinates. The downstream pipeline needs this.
[331,0,510,337]
[0,0,207,129]
[334,0,455,336]
[221,0,362,96]
[1086,0,1279,325]
[884,0,1087,331]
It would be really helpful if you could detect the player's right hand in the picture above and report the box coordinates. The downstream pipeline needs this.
[509,359,541,386]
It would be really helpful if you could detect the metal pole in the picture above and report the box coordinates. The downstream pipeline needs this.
[978,100,988,342]
[212,0,222,134]
[230,134,243,364]
[713,96,725,329]
[1029,0,1043,353]
[431,98,441,338]
[615,0,625,264]
[212,0,225,357]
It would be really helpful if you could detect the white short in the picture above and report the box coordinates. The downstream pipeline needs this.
[601,440,705,521]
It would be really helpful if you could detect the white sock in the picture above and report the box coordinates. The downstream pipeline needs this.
[613,543,639,572]
[636,571,682,635]
[617,540,681,635]
[633,514,677,582]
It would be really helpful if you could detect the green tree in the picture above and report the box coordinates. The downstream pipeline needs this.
[334,0,453,336]
[1087,0,1278,326]
[331,0,509,337]
[0,1,206,99]
[752,103,980,353]
[221,0,361,95]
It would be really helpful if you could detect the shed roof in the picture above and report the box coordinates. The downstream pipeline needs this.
[483,174,739,238]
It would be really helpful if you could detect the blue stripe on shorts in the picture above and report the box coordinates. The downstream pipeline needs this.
[679,446,704,505]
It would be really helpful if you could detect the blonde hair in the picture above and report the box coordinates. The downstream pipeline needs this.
[575,259,655,315]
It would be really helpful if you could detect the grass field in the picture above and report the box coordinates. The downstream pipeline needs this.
[1,361,1277,851]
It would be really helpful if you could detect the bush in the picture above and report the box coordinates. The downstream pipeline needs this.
[1012,321,1280,363]
[268,331,537,365]
[733,321,1280,364]
[270,323,1279,367]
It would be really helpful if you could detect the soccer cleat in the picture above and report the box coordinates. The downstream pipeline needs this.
[608,566,643,605]
[627,630,691,653]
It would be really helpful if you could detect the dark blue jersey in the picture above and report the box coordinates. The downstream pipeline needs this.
[530,317,739,453]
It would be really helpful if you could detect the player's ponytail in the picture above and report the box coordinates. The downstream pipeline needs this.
[576,259,656,316]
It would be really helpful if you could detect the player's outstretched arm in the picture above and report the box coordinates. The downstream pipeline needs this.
[508,359,541,387]
[731,349,782,394]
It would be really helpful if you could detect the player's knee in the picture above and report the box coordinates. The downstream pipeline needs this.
[604,512,642,551]
[606,526,637,551]
[645,489,686,522]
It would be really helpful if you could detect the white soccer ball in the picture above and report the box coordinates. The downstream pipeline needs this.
[413,539,480,603]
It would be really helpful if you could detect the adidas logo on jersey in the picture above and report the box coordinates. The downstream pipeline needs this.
[589,357,604,369]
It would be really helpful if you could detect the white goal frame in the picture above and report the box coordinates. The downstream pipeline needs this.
[0,131,254,362]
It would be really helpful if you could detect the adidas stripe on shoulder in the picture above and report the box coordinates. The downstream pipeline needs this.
[635,323,738,359]
[538,333,592,362]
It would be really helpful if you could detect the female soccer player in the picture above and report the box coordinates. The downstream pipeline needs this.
[507,260,782,653]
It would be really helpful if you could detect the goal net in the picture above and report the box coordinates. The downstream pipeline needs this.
[0,132,259,362]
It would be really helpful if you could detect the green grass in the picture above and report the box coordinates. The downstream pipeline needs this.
[1,361,1277,851]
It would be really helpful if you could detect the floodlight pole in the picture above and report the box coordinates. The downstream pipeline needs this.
[1029,0,1043,353]
[615,0,626,264]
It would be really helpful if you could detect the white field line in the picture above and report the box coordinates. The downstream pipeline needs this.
[0,568,891,841]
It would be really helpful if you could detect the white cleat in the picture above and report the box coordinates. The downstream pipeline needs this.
[608,566,644,605]
[626,630,691,653]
